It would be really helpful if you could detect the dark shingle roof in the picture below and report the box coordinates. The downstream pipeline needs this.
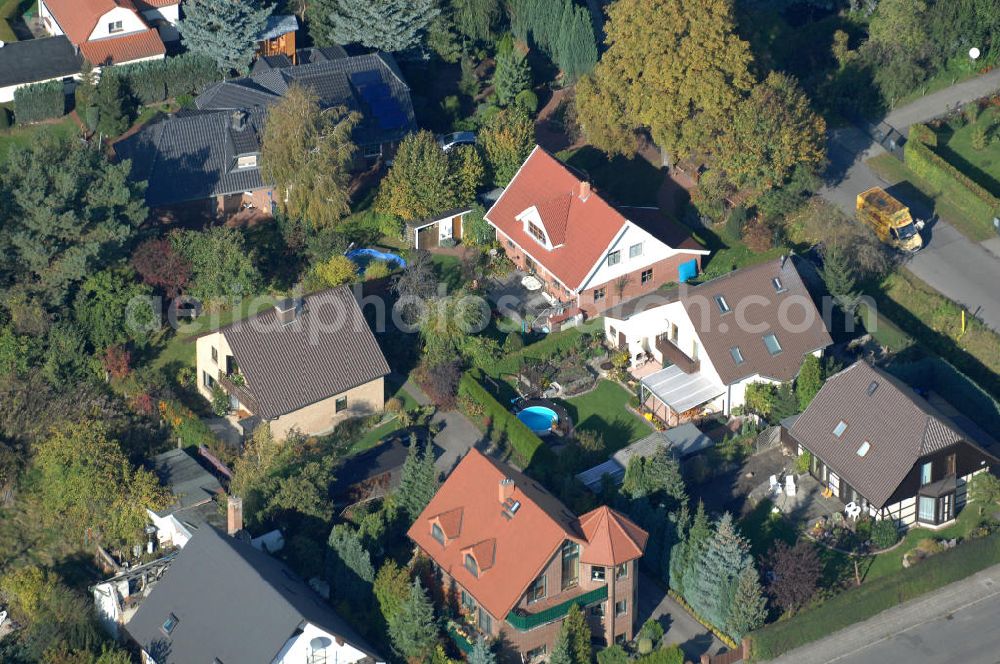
[115,107,266,207]
[125,527,382,664]
[682,257,832,384]
[219,286,390,420]
[151,449,223,516]
[0,36,83,88]
[789,361,993,508]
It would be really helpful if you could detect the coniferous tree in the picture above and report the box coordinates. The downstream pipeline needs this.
[686,513,752,631]
[562,603,592,664]
[468,635,496,664]
[388,578,438,660]
[397,435,437,522]
[821,245,860,311]
[326,524,375,598]
[493,35,532,106]
[555,2,596,81]
[451,0,499,41]
[178,0,272,74]
[309,0,438,52]
[669,500,710,594]
[770,382,799,422]
[549,630,572,664]
[726,566,767,640]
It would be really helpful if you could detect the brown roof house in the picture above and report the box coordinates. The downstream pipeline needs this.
[604,256,833,425]
[785,360,998,530]
[195,286,390,440]
[408,448,647,658]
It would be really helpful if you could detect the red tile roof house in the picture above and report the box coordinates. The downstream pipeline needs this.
[408,448,648,658]
[484,146,710,320]
[38,0,176,68]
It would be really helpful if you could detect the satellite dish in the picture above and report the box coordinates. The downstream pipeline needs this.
[970,47,981,60]
[310,636,331,651]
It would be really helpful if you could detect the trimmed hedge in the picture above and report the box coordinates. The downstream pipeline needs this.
[908,123,937,147]
[888,357,1000,435]
[14,80,65,124]
[492,322,599,376]
[904,126,1000,228]
[115,53,221,105]
[459,368,544,466]
[749,531,1000,660]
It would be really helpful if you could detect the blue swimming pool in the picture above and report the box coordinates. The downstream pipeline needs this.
[345,248,407,269]
[517,405,559,434]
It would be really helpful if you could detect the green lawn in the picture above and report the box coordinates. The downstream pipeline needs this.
[0,115,79,162]
[558,379,653,451]
[935,106,1000,197]
[863,507,985,582]
[694,223,788,282]
[347,376,421,454]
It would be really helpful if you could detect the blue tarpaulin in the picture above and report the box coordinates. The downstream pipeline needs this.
[678,258,698,283]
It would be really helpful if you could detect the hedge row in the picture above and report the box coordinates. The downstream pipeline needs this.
[458,369,544,467]
[887,357,1000,434]
[492,322,599,376]
[749,531,1000,660]
[904,127,1000,226]
[13,80,65,125]
[113,53,221,105]
[908,122,937,147]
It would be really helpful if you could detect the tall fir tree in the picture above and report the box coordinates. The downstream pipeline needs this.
[726,565,767,640]
[468,635,497,664]
[309,0,439,52]
[387,578,438,660]
[770,382,799,422]
[492,35,532,106]
[669,499,710,594]
[451,0,499,41]
[178,0,272,74]
[549,630,572,664]
[686,513,753,631]
[821,245,860,311]
[325,524,375,598]
[556,2,597,81]
[397,434,437,522]
[561,603,592,664]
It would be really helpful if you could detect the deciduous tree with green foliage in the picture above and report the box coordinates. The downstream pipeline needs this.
[796,354,824,411]
[375,130,456,220]
[479,107,534,186]
[262,85,359,228]
[311,254,359,289]
[388,578,439,660]
[374,559,412,625]
[179,0,272,74]
[73,267,157,352]
[450,144,486,205]
[575,0,754,159]
[172,226,262,301]
[309,0,438,51]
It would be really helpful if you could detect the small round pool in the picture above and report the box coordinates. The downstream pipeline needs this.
[345,248,407,269]
[517,405,559,434]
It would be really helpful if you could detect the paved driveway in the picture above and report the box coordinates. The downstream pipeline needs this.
[401,376,482,474]
[637,572,725,661]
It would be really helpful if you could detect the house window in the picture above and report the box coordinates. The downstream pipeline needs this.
[526,646,547,661]
[478,608,492,633]
[461,590,476,612]
[607,250,621,267]
[615,562,628,579]
[464,553,479,577]
[730,346,744,365]
[641,268,653,284]
[236,154,258,169]
[526,575,546,604]
[594,287,606,302]
[920,461,932,486]
[335,396,348,413]
[590,602,605,617]
[629,243,643,258]
[938,493,954,523]
[108,20,123,33]
[211,346,218,364]
[161,613,178,636]
[527,222,546,245]
[615,599,627,616]
[591,565,606,582]
[561,541,580,590]
[431,523,445,545]
[764,333,782,355]
[506,239,514,249]
[772,277,786,293]
[202,371,215,389]
[918,495,936,522]
[715,295,730,313]
[833,421,847,437]
[608,326,617,343]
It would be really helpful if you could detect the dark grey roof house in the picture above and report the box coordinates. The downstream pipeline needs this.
[786,360,998,529]
[116,50,415,208]
[0,36,82,102]
[196,286,390,439]
[146,449,224,547]
[126,526,384,664]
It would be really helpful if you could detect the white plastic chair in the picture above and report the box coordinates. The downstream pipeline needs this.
[845,502,862,519]
[785,475,797,497]
[768,474,780,496]
[0,610,7,628]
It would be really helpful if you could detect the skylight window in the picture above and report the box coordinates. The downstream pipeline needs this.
[772,277,786,293]
[867,380,879,396]
[833,421,847,437]
[715,296,730,314]
[161,613,179,636]
[763,333,782,355]
[730,346,744,364]
[857,441,871,457]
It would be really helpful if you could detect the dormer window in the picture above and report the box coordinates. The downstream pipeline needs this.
[527,221,546,245]
[109,20,123,33]
[431,522,445,545]
[237,154,258,169]
[715,296,730,314]
[464,553,479,577]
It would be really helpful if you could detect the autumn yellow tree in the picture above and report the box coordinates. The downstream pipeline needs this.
[575,0,754,160]
[374,130,456,220]
[261,84,360,228]
[714,72,826,198]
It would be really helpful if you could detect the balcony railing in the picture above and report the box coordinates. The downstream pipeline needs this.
[217,370,261,414]
[655,333,700,374]
[505,584,608,632]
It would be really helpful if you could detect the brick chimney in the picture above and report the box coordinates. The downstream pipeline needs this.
[578,181,592,202]
[227,496,243,536]
[499,478,515,504]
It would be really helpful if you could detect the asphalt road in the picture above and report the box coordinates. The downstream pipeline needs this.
[820,70,1000,332]
[769,563,1000,664]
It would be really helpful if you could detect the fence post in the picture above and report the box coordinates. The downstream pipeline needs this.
[742,637,752,659]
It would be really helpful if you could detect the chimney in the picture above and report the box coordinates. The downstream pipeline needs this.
[578,181,592,202]
[275,297,299,326]
[231,109,248,131]
[499,478,515,504]
[227,496,243,536]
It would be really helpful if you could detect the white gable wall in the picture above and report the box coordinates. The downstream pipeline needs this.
[89,6,148,41]
[38,0,64,36]
[273,622,382,664]
[142,4,180,41]
[578,222,685,292]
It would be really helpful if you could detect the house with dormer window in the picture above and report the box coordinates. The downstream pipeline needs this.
[38,0,176,65]
[484,146,709,316]
[604,257,832,425]
[407,448,648,657]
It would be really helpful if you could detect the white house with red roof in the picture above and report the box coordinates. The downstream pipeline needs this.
[484,146,709,317]
[38,0,175,68]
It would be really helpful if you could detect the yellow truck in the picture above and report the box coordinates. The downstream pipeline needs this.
[856,187,924,252]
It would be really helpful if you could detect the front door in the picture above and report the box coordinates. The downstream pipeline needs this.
[453,214,463,240]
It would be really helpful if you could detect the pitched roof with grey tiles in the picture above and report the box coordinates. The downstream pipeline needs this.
[789,361,995,508]
[115,107,266,207]
[125,527,382,664]
[219,286,390,420]
[151,448,223,515]
[0,36,83,88]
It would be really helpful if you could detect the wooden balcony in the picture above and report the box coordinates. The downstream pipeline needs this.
[217,370,261,415]
[655,333,699,374]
